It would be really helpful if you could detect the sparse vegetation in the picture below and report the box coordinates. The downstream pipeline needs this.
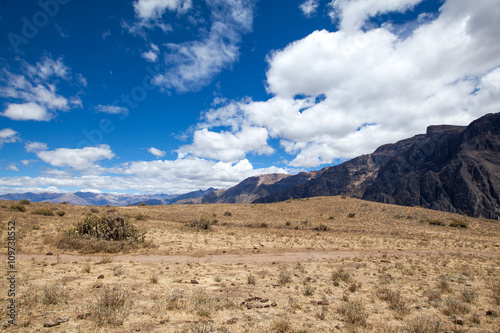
[49,212,149,253]
[449,219,469,228]
[428,219,445,226]
[337,300,368,327]
[19,199,31,205]
[31,208,54,216]
[185,217,217,230]
[92,285,131,326]
[223,211,232,216]
[2,196,500,332]
[10,204,26,212]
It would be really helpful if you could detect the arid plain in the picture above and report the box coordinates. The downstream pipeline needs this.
[1,196,499,332]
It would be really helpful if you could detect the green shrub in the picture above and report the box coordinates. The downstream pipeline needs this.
[10,204,26,212]
[428,219,445,226]
[72,212,143,241]
[185,218,217,230]
[449,220,469,228]
[31,208,54,216]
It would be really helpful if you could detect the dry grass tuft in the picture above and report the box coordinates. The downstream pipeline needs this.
[92,285,131,326]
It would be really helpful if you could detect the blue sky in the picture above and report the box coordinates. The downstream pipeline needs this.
[0,0,499,195]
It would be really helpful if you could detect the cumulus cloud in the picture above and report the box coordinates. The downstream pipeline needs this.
[148,147,166,157]
[36,144,115,171]
[0,56,85,121]
[300,0,320,17]
[3,103,50,121]
[95,104,129,115]
[0,157,287,194]
[328,0,424,31]
[178,126,274,162]
[196,0,500,168]
[0,128,19,148]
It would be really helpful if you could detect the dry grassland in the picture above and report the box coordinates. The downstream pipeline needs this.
[0,196,499,332]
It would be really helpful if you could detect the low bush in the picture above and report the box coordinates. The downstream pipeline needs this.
[19,199,31,205]
[185,217,217,230]
[51,212,149,253]
[10,204,26,212]
[449,219,469,228]
[31,208,54,216]
[428,219,445,226]
[56,211,66,217]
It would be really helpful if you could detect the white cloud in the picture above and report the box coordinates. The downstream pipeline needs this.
[328,0,424,31]
[95,104,129,115]
[142,43,160,62]
[21,160,37,166]
[5,165,19,172]
[300,0,320,17]
[2,103,50,121]
[133,0,192,20]
[25,141,48,153]
[36,144,115,171]
[0,56,85,121]
[101,30,111,40]
[0,128,19,147]
[0,157,287,194]
[197,0,500,168]
[148,147,166,157]
[178,126,274,162]
[132,0,255,92]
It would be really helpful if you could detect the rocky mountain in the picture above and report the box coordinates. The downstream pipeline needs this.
[254,113,500,219]
[185,172,319,204]
[0,188,216,206]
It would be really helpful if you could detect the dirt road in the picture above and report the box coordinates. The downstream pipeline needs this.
[14,248,500,265]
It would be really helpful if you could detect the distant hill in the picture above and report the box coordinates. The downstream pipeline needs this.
[0,188,216,206]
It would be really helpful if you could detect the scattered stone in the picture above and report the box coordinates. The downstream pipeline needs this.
[97,274,104,279]
[271,302,277,307]
[260,298,269,303]
[246,303,253,309]
[43,317,68,327]
[486,310,498,317]
[190,280,199,284]
[77,312,91,319]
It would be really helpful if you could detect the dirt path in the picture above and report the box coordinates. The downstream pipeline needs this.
[13,249,500,265]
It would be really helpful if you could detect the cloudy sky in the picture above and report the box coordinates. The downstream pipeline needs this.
[0,0,499,195]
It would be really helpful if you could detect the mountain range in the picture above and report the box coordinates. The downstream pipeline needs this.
[2,113,498,219]
[0,188,216,206]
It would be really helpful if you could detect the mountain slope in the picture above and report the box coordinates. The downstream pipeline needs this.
[254,113,500,219]
[198,172,318,204]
